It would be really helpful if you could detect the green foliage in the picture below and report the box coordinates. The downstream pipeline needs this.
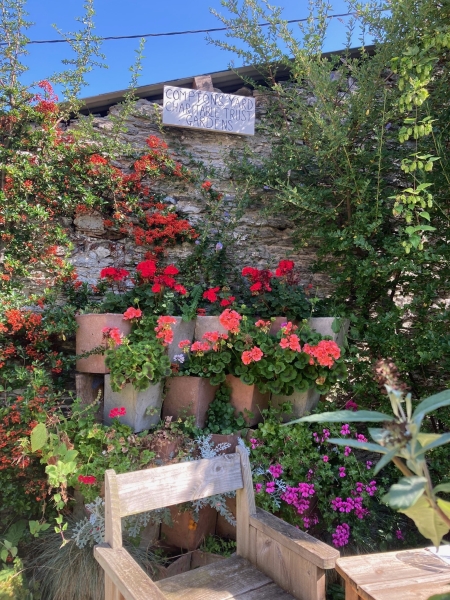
[203,384,247,435]
[200,535,236,557]
[105,315,172,391]
[210,0,450,403]
[292,383,450,546]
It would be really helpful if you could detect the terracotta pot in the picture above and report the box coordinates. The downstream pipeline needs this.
[161,505,217,551]
[215,496,237,541]
[104,376,163,433]
[209,433,240,454]
[148,435,183,464]
[167,317,195,362]
[163,376,218,428]
[194,316,227,340]
[225,374,269,426]
[75,313,131,374]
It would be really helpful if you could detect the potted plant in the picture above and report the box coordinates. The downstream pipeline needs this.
[99,259,197,361]
[241,260,311,332]
[103,312,174,432]
[163,331,232,427]
[75,267,132,374]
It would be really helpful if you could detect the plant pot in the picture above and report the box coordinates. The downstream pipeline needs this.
[162,376,218,428]
[194,316,227,340]
[271,388,321,421]
[75,313,131,374]
[209,433,240,454]
[160,505,217,551]
[147,433,183,464]
[104,375,163,432]
[167,317,196,362]
[215,496,237,541]
[308,317,349,348]
[225,375,269,426]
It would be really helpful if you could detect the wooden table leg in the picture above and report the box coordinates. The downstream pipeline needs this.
[345,581,362,600]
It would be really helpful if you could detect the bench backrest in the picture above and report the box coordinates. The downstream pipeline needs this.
[104,452,247,549]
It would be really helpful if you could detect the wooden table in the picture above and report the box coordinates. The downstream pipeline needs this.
[336,548,450,600]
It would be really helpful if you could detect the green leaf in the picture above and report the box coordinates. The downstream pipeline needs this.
[373,446,403,475]
[419,211,430,221]
[434,482,450,494]
[415,433,450,457]
[399,495,449,547]
[286,410,395,425]
[31,422,48,452]
[428,595,450,600]
[413,390,450,422]
[327,438,388,454]
[382,477,427,509]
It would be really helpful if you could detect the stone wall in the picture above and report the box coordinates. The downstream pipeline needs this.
[69,90,332,294]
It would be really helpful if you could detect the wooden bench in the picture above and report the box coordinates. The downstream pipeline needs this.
[95,447,339,600]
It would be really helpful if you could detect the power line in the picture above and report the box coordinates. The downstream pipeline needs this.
[0,11,374,46]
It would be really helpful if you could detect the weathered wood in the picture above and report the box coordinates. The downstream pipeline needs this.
[117,454,243,516]
[105,469,122,549]
[235,446,256,561]
[192,75,214,91]
[95,545,167,600]
[105,575,126,600]
[336,548,450,600]
[156,555,271,600]
[255,529,325,600]
[250,507,339,569]
[233,582,295,599]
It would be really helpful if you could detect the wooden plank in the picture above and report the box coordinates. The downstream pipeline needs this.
[117,454,243,516]
[250,507,338,569]
[95,545,167,600]
[234,582,295,599]
[336,549,450,587]
[255,529,324,600]
[105,575,126,600]
[156,555,271,600]
[105,469,123,549]
[359,579,450,600]
[236,447,256,562]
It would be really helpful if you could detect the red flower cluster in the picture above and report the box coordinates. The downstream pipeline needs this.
[123,307,142,320]
[303,340,341,368]
[90,154,108,165]
[109,407,127,418]
[203,286,220,302]
[136,260,187,295]
[219,309,242,334]
[242,267,273,293]
[78,475,97,485]
[180,330,228,355]
[155,316,177,346]
[201,181,212,190]
[242,346,264,365]
[100,267,129,282]
[276,260,295,277]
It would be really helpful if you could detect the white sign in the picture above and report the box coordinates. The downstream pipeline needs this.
[163,85,255,136]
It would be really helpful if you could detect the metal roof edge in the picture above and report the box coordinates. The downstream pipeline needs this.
[80,44,375,113]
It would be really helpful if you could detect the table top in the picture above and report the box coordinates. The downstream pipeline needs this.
[336,548,450,600]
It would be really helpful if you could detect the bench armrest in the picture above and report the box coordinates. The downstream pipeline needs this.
[95,544,167,600]
[249,507,339,570]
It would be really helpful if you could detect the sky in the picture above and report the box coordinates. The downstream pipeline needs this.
[17,0,369,100]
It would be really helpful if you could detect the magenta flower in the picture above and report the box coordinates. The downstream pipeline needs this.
[338,466,346,478]
[268,463,283,478]
[322,455,329,462]
[340,424,351,436]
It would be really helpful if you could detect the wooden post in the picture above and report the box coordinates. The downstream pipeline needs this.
[104,470,123,600]
[236,446,257,563]
[192,75,214,91]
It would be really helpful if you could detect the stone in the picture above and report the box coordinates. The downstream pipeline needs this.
[308,317,350,348]
[194,316,227,340]
[225,375,270,426]
[167,317,196,362]
[73,211,105,236]
[162,376,218,428]
[104,376,163,433]
[271,389,321,421]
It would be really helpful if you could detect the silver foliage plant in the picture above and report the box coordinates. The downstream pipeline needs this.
[72,497,170,549]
